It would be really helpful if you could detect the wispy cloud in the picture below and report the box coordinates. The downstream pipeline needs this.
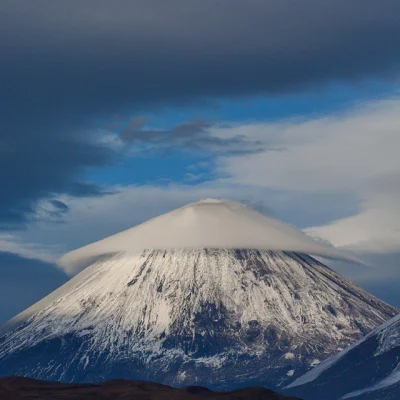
[215,98,400,253]
[0,234,62,264]
[117,117,263,155]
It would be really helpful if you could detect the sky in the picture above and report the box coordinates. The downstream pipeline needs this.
[1,0,400,324]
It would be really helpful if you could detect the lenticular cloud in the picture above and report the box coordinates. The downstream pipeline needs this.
[59,198,349,274]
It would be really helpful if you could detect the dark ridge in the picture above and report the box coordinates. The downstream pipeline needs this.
[0,376,303,400]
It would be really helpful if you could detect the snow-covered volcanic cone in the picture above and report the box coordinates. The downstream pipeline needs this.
[0,199,397,389]
[285,314,400,400]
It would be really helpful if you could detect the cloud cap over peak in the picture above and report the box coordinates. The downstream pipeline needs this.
[59,198,350,274]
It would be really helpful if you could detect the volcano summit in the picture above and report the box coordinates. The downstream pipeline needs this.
[0,199,397,389]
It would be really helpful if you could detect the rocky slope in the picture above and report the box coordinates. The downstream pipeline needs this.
[285,314,400,400]
[0,248,396,390]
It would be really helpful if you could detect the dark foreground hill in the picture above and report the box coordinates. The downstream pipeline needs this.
[0,377,302,400]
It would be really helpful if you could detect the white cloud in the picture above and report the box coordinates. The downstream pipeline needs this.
[306,190,400,253]
[215,99,400,192]
[0,234,62,264]
[59,198,348,275]
[1,183,278,271]
[3,97,400,274]
[213,98,400,253]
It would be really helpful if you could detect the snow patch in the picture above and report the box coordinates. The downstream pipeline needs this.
[284,352,295,360]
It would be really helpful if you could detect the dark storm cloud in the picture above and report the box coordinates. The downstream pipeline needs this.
[119,117,264,155]
[1,0,400,226]
[0,113,114,228]
[3,0,400,99]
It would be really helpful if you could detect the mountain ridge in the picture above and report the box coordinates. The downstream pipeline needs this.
[285,313,400,400]
[0,248,396,390]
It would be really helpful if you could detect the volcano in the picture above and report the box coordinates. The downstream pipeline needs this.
[0,199,397,390]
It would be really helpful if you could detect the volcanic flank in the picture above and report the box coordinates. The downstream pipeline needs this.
[285,313,400,400]
[0,199,397,390]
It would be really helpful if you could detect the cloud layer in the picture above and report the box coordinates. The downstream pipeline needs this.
[1,0,400,226]
[59,198,349,274]
[3,97,400,263]
[215,98,400,254]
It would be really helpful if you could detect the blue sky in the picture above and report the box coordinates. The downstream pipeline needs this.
[85,81,398,188]
[1,0,400,323]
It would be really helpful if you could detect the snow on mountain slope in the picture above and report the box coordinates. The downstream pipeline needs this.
[285,314,400,400]
[58,199,351,275]
[0,248,396,390]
